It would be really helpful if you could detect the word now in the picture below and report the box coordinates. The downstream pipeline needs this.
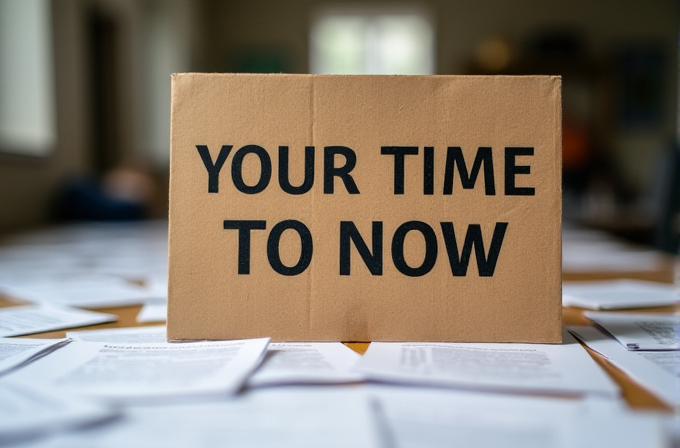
[223,220,508,277]
[198,145,535,196]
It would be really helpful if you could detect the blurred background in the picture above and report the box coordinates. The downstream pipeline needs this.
[0,0,678,253]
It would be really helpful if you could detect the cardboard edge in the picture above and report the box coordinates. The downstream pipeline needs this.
[552,75,564,344]
[166,74,184,341]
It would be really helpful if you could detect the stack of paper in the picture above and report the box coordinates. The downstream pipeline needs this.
[563,280,680,310]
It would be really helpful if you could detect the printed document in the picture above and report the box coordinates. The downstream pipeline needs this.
[14,387,380,448]
[247,342,364,387]
[68,331,363,386]
[562,247,661,273]
[354,331,619,397]
[7,338,270,402]
[561,227,661,273]
[0,379,115,445]
[0,305,116,337]
[0,338,69,375]
[67,326,167,343]
[0,221,168,290]
[0,278,160,309]
[136,301,167,323]
[568,325,680,409]
[366,384,667,448]
[584,312,680,350]
[562,279,680,310]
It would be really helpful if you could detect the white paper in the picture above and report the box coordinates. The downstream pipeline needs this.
[0,305,117,337]
[144,274,168,293]
[14,387,380,448]
[6,338,270,402]
[67,326,167,343]
[366,384,667,448]
[567,408,669,448]
[584,312,680,350]
[0,338,70,375]
[354,331,619,397]
[0,278,161,309]
[561,228,663,273]
[562,246,662,272]
[0,221,169,307]
[247,342,364,387]
[136,301,167,323]
[0,379,116,445]
[668,414,680,448]
[67,330,364,386]
[568,325,680,410]
[562,279,680,310]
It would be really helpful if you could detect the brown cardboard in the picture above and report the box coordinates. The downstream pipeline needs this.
[168,74,562,343]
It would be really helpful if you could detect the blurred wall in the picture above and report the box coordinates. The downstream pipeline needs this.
[207,0,677,195]
[0,0,90,232]
[203,0,675,78]
[0,0,676,233]
[0,0,196,233]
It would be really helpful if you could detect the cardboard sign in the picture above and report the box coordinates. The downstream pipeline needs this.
[168,74,562,343]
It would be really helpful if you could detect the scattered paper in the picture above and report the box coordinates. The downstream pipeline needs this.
[67,326,167,343]
[568,325,680,410]
[0,379,116,445]
[6,338,270,402]
[562,247,662,273]
[366,384,667,448]
[0,278,161,309]
[0,222,673,446]
[68,330,365,387]
[136,301,167,323]
[562,227,663,273]
[584,312,680,350]
[562,279,680,310]
[368,384,581,448]
[13,387,380,448]
[0,338,70,375]
[354,330,619,397]
[569,405,669,448]
[0,305,117,337]
[247,342,364,387]
[0,221,168,306]
[668,414,680,448]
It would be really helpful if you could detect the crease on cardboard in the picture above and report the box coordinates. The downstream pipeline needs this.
[494,204,524,222]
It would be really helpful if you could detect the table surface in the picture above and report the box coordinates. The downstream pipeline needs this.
[2,254,677,413]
